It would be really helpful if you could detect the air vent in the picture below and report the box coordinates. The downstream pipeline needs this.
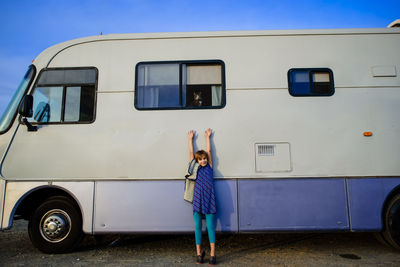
[255,142,292,172]
[257,144,274,156]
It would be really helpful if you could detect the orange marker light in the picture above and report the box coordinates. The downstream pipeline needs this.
[363,132,373,137]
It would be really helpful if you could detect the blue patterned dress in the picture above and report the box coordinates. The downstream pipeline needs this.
[192,164,217,214]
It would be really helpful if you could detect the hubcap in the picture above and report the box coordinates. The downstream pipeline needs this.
[39,209,71,243]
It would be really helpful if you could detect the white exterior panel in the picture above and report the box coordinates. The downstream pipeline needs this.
[45,33,400,91]
[52,182,94,233]
[2,182,47,229]
[2,86,399,179]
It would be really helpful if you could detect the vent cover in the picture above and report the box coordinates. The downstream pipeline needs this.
[257,144,275,156]
[255,143,292,172]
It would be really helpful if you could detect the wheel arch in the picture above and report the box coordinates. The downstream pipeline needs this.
[11,185,83,225]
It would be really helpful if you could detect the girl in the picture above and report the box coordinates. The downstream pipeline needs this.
[187,128,217,265]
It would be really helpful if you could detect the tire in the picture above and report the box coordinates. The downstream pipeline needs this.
[381,194,400,250]
[28,196,83,253]
[374,232,391,248]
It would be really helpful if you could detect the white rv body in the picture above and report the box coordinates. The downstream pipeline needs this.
[0,27,399,252]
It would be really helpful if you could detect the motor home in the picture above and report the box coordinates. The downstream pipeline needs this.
[0,23,399,253]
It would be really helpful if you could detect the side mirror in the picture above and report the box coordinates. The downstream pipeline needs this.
[18,95,33,118]
[18,95,37,132]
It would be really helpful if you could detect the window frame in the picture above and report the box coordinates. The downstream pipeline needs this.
[287,68,335,97]
[28,67,98,125]
[134,60,226,110]
[0,65,37,135]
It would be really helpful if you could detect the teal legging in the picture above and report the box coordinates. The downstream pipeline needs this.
[193,212,216,245]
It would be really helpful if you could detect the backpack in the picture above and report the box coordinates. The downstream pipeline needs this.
[184,159,200,203]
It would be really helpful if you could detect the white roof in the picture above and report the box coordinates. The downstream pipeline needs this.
[388,19,400,28]
[34,27,400,68]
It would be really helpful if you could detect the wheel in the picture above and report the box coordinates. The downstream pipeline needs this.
[381,194,400,250]
[28,196,83,253]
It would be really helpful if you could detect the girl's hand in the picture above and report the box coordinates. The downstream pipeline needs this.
[205,128,212,138]
[188,130,195,140]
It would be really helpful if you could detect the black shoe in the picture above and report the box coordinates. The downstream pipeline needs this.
[209,256,216,265]
[196,251,205,264]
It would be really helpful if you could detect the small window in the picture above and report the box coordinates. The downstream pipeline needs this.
[29,68,97,124]
[135,61,225,110]
[288,68,334,96]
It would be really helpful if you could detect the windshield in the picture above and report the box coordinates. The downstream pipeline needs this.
[0,65,36,134]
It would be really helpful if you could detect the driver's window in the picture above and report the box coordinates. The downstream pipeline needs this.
[31,87,63,123]
[28,68,97,124]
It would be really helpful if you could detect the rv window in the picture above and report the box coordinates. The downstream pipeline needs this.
[135,61,225,110]
[185,64,223,108]
[136,64,180,108]
[29,68,97,124]
[64,86,95,122]
[288,68,334,96]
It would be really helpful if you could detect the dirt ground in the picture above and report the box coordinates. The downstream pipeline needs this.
[1,220,399,266]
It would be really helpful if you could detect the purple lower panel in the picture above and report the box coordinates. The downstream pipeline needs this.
[347,177,400,231]
[214,180,238,232]
[238,178,349,231]
[94,180,237,233]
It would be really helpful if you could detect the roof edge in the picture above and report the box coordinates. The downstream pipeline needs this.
[88,27,400,40]
[388,19,400,28]
[33,27,400,68]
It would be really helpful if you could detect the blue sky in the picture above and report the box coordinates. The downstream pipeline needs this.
[0,0,399,115]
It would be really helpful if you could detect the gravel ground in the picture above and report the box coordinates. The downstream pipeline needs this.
[1,220,399,266]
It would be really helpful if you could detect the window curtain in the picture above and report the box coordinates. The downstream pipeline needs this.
[211,85,222,106]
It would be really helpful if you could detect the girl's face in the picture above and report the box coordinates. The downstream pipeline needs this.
[197,156,208,167]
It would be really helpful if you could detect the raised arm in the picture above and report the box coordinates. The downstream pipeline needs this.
[205,128,213,167]
[188,130,195,162]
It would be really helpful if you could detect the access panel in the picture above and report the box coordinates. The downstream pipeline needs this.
[238,178,349,231]
[94,179,238,233]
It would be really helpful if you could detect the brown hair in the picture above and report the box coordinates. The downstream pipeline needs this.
[194,150,208,162]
